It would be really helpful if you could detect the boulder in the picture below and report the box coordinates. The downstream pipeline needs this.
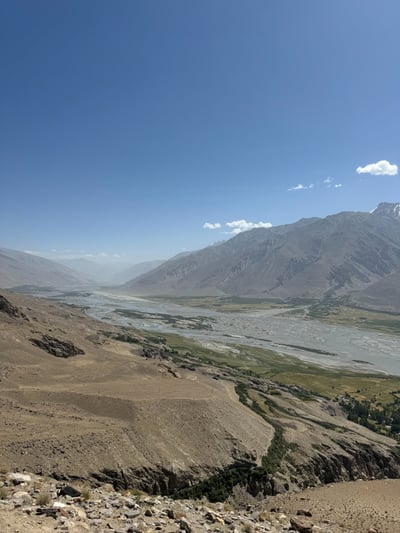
[8,473,32,485]
[30,335,84,358]
[58,485,82,498]
[290,516,314,533]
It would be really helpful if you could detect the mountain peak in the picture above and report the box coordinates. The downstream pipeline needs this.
[371,202,400,218]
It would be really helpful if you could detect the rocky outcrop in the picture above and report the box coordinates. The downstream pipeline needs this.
[0,294,27,319]
[90,465,199,495]
[0,471,333,532]
[30,335,84,358]
[298,442,400,487]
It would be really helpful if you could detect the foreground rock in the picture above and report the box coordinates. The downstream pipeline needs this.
[0,471,336,532]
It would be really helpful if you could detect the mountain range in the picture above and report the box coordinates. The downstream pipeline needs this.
[2,203,400,312]
[122,202,400,310]
[0,248,89,288]
[56,257,165,284]
[0,249,165,289]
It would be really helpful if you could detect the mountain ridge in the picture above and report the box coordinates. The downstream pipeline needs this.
[0,248,89,288]
[120,203,400,305]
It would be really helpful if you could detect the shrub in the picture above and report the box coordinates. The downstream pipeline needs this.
[130,488,142,501]
[81,488,90,501]
[36,492,51,506]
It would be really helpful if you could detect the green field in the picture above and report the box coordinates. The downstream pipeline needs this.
[153,295,400,336]
[307,302,400,336]
[151,295,296,312]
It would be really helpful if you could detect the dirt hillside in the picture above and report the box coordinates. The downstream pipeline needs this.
[0,290,273,490]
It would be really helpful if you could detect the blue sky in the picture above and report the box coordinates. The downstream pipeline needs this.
[1,0,399,263]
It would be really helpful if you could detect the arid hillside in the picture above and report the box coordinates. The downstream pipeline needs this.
[1,290,400,515]
[0,290,272,492]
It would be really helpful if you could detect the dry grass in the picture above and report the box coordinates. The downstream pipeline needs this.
[80,488,90,501]
[36,492,51,506]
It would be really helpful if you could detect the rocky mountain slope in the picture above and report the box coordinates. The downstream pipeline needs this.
[350,268,400,313]
[0,248,88,289]
[121,203,400,303]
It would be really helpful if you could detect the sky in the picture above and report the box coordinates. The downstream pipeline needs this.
[1,0,399,264]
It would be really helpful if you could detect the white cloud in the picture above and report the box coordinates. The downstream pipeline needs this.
[288,184,306,191]
[288,183,314,191]
[356,160,398,176]
[323,177,333,184]
[203,222,221,229]
[334,183,343,188]
[225,219,272,235]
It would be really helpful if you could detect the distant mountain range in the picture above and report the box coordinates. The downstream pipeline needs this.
[55,257,165,284]
[0,248,89,288]
[0,248,168,289]
[55,258,127,283]
[121,202,400,310]
[3,203,400,311]
[110,260,165,284]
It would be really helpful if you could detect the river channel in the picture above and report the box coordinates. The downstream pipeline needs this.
[25,288,400,376]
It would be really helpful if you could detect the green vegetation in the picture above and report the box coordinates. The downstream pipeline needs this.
[152,295,295,313]
[104,321,400,419]
[129,488,143,501]
[114,321,400,450]
[142,330,400,407]
[339,394,400,438]
[173,384,290,502]
[307,301,400,336]
[36,492,51,506]
[103,331,140,343]
[115,308,214,330]
[80,488,91,501]
[173,461,260,502]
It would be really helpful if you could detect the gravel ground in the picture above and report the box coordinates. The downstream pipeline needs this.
[268,478,400,532]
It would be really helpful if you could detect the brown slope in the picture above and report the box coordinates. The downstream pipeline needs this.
[0,290,272,490]
[1,290,399,502]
